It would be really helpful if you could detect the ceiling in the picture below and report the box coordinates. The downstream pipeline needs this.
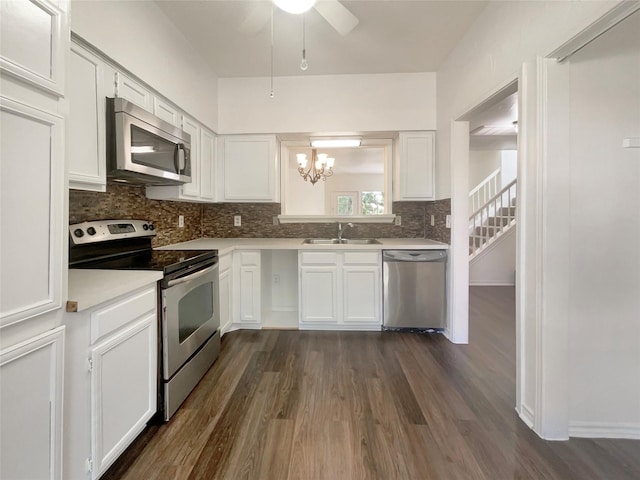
[468,91,519,151]
[155,0,488,77]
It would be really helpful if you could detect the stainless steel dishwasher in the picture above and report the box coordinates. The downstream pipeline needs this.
[382,250,447,330]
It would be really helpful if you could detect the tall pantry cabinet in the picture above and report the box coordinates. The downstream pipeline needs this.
[0,1,69,479]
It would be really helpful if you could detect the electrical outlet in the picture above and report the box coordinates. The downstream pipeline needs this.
[273,216,279,225]
[446,215,451,228]
[394,215,402,226]
[273,274,280,285]
[178,215,184,228]
[430,215,435,226]
[234,215,241,227]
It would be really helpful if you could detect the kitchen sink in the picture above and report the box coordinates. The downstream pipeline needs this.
[303,238,381,245]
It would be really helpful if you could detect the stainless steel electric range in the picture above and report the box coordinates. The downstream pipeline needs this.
[69,219,220,421]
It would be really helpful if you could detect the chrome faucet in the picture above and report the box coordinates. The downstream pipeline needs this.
[337,222,354,241]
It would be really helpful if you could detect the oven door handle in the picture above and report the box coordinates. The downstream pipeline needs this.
[166,263,217,287]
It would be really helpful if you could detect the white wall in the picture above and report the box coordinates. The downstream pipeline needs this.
[70,0,219,130]
[435,0,624,438]
[469,150,501,190]
[469,228,516,286]
[218,73,435,134]
[566,11,640,436]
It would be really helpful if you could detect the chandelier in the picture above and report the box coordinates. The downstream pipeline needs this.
[296,150,335,185]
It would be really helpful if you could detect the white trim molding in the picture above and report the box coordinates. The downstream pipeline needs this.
[570,422,640,440]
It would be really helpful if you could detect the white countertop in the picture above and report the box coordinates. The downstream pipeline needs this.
[157,237,449,255]
[67,269,163,313]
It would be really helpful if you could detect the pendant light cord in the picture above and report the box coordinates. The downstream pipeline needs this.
[269,4,275,98]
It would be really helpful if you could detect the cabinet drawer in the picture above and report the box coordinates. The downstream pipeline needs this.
[238,251,260,266]
[300,251,338,265]
[90,287,156,344]
[343,251,380,265]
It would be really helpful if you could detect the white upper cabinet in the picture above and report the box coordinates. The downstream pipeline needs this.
[147,115,218,203]
[68,42,113,192]
[200,127,216,201]
[219,135,279,202]
[153,97,180,127]
[180,114,201,198]
[394,131,435,200]
[114,71,153,112]
[0,0,66,96]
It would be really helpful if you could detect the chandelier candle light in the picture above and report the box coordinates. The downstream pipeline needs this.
[297,150,335,185]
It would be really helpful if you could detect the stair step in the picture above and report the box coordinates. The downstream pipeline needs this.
[474,225,501,237]
[487,216,511,227]
[499,206,516,216]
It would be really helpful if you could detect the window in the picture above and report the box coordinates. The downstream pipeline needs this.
[362,191,384,215]
[337,194,355,215]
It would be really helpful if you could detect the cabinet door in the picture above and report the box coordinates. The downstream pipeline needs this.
[200,128,216,200]
[396,131,435,200]
[0,0,66,96]
[222,135,278,202]
[300,267,339,325]
[238,265,260,324]
[153,98,180,127]
[180,115,201,198]
[1,97,64,326]
[234,251,261,326]
[114,71,153,112]
[343,266,381,325]
[0,327,65,480]
[90,314,156,480]
[68,43,110,191]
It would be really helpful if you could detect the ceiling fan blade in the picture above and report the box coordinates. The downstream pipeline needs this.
[314,0,359,36]
[238,3,271,36]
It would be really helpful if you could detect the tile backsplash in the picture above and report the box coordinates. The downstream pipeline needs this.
[69,184,451,246]
[69,184,202,247]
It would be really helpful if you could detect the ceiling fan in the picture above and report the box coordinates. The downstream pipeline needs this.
[239,0,359,36]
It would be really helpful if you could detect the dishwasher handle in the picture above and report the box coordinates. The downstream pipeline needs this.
[383,250,447,262]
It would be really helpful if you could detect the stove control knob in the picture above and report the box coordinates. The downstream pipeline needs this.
[148,224,155,231]
[73,228,84,238]
[87,227,96,236]
[142,224,149,231]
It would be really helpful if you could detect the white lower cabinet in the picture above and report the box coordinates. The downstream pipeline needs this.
[233,250,261,328]
[0,327,65,480]
[299,250,381,330]
[63,286,157,480]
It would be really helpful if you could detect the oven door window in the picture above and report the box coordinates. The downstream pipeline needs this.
[178,282,214,343]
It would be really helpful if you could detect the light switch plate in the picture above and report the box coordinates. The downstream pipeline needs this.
[178,215,184,228]
[430,215,435,226]
[445,215,451,228]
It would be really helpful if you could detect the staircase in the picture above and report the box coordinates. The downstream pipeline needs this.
[469,178,516,258]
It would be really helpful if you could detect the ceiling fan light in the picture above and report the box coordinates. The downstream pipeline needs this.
[274,0,316,15]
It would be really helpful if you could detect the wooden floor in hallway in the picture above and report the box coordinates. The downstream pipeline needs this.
[103,286,640,480]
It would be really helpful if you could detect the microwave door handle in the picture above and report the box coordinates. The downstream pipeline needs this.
[175,144,186,173]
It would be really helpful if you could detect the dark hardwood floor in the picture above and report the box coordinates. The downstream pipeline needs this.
[103,287,640,479]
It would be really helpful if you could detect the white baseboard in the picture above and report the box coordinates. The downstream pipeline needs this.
[518,404,535,429]
[469,282,515,287]
[569,421,640,439]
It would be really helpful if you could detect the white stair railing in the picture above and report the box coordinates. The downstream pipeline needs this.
[469,168,501,214]
[469,179,517,257]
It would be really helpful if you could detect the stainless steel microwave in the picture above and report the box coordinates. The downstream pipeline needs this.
[106,97,191,185]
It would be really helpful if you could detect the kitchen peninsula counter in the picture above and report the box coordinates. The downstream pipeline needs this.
[157,238,449,255]
[66,269,163,312]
